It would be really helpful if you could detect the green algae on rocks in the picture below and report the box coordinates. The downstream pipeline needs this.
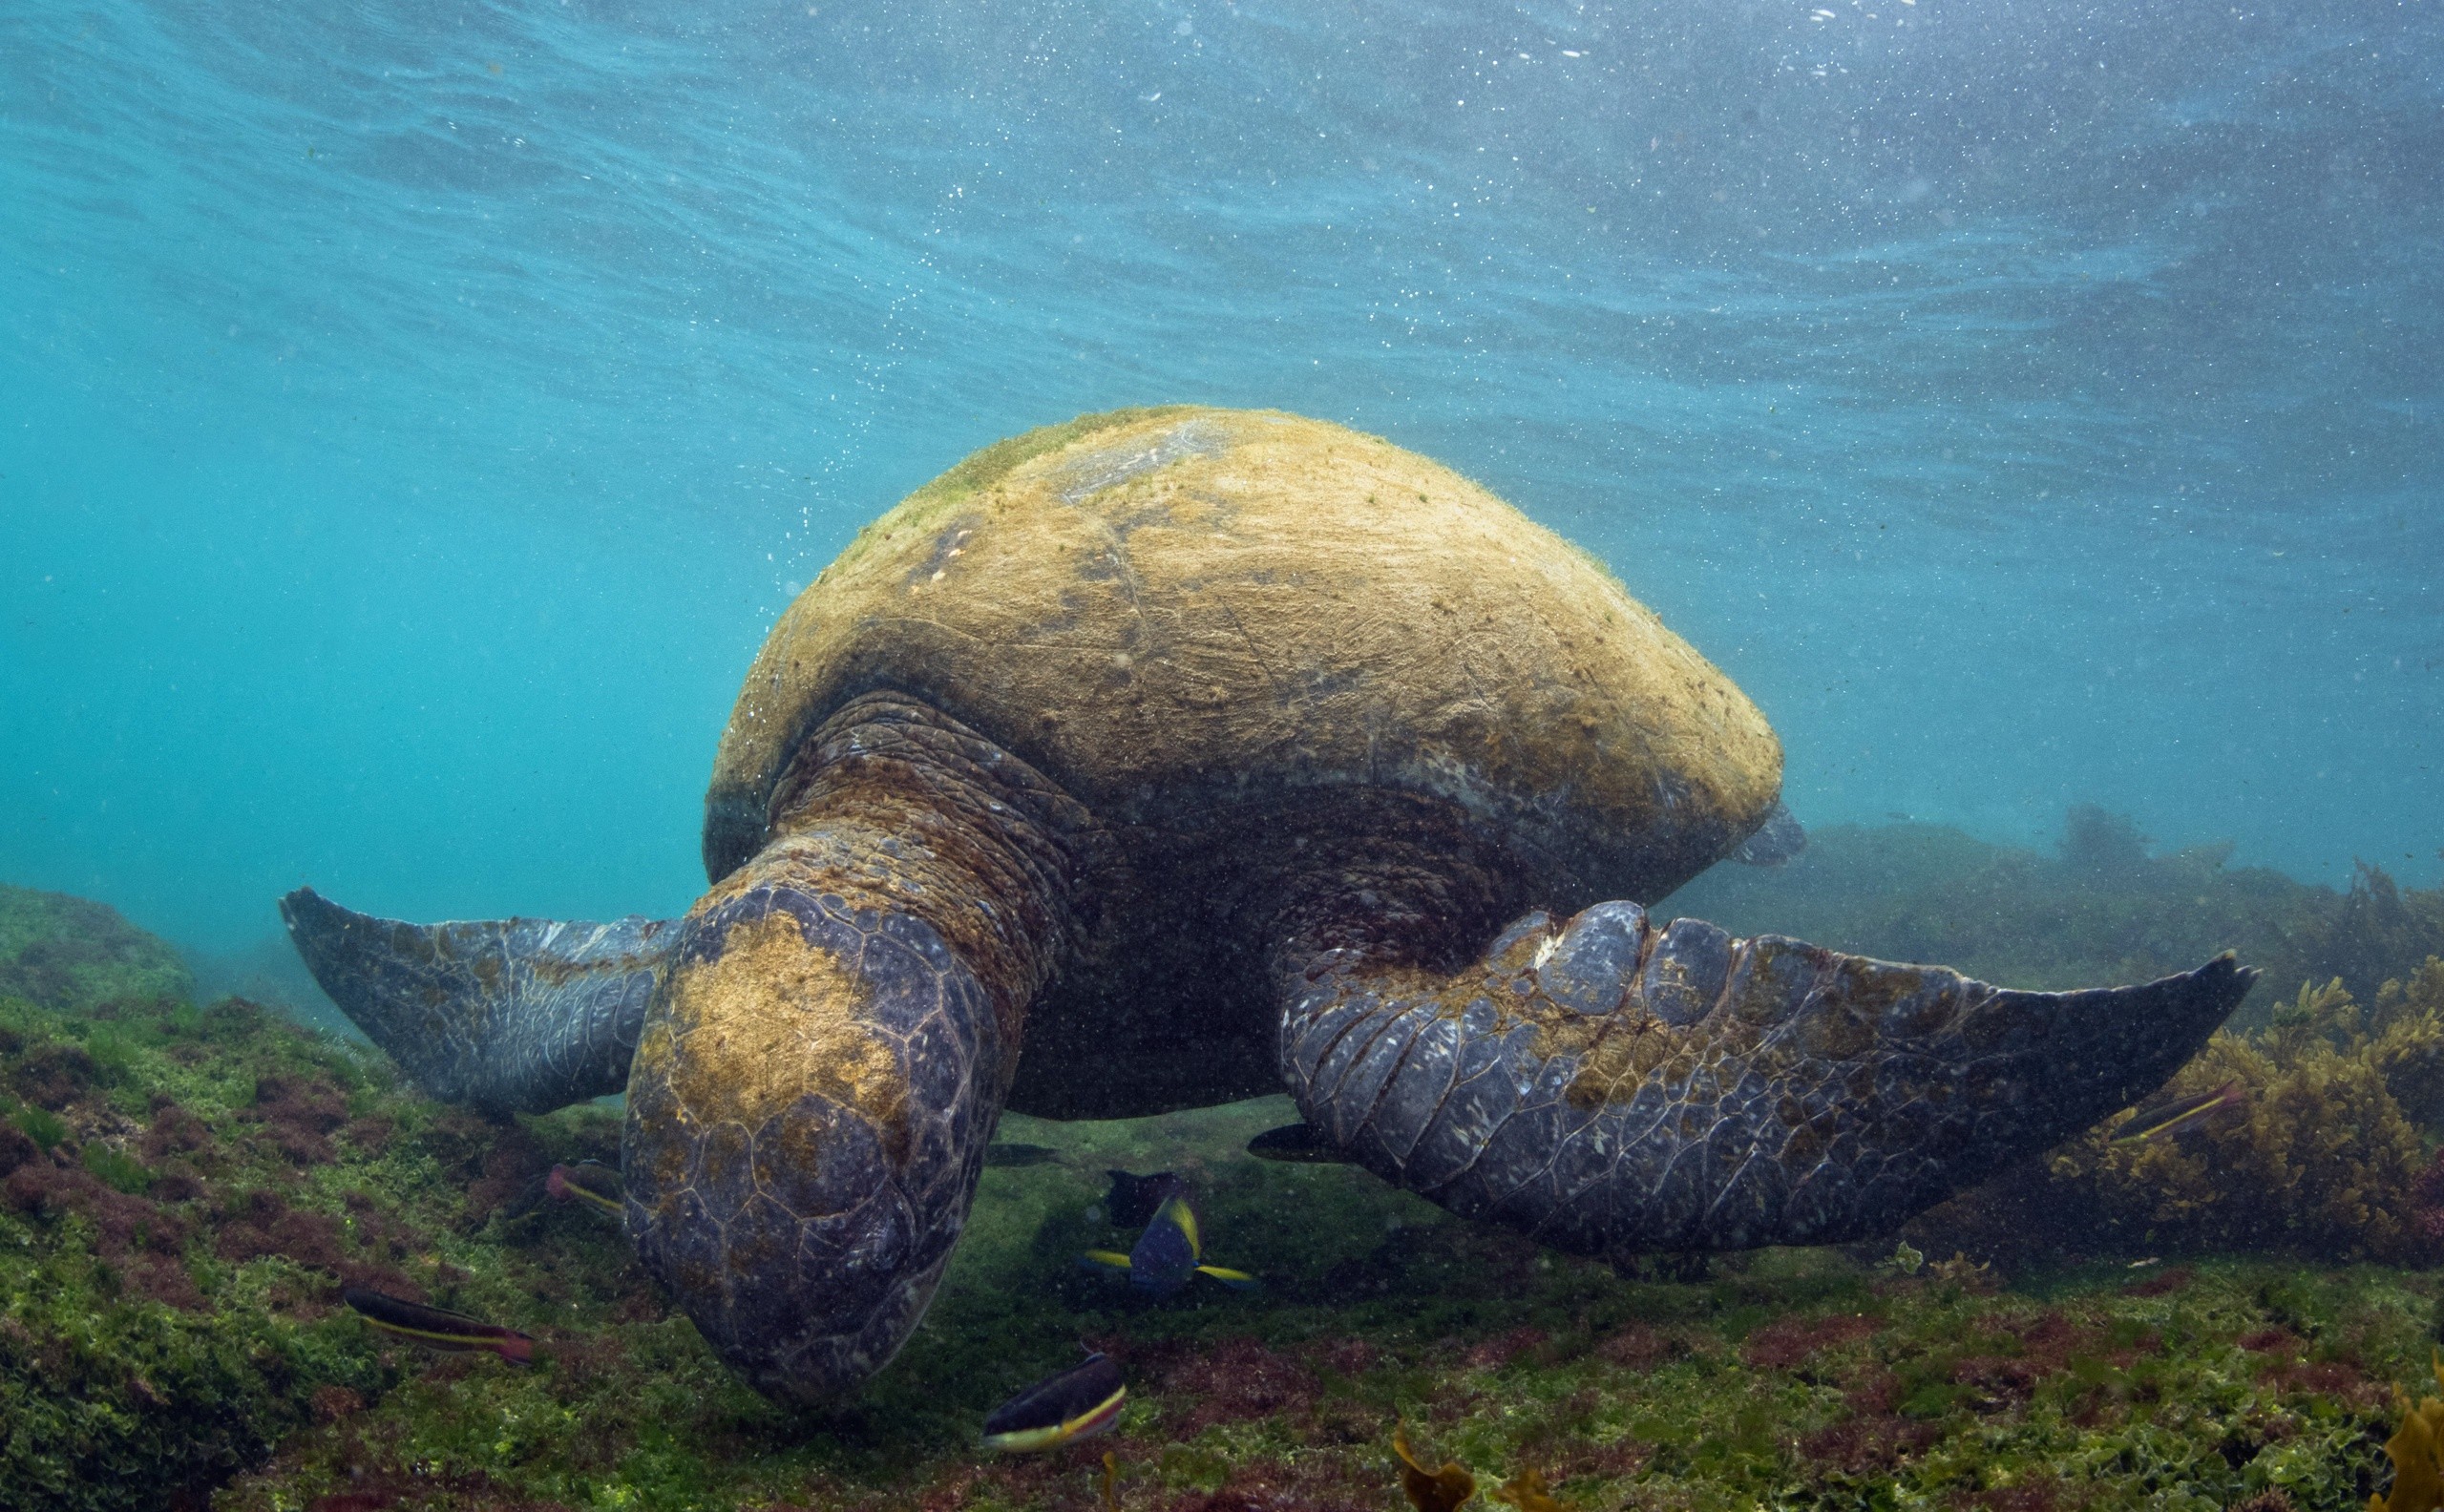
[8,868,2444,1510]
[1,883,194,1018]
[0,888,668,1511]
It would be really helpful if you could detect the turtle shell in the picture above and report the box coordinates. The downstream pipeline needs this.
[707,406,1778,891]
[703,407,1780,1113]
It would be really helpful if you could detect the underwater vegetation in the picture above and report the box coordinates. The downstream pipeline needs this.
[1914,959,2444,1270]
[1669,807,2444,1027]
[2369,1352,2444,1512]
[8,830,2444,1509]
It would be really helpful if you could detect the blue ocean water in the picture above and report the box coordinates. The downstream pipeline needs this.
[2,0,2438,968]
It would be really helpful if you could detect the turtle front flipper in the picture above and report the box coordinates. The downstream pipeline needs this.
[1274,897,2254,1255]
[623,694,1098,1401]
[280,889,671,1112]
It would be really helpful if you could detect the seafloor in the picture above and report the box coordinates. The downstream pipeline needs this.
[7,813,2444,1512]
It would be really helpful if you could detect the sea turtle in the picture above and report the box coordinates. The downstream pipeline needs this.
[282,406,2252,1402]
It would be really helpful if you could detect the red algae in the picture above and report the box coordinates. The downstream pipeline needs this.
[1147,1335,1322,1434]
[1801,1413,1944,1475]
[243,1073,349,1166]
[1462,1326,1549,1370]
[140,1102,212,1161]
[308,1385,364,1424]
[1953,1480,2064,1512]
[2122,1265,2195,1298]
[1308,1337,1380,1377]
[1164,1458,1375,1512]
[0,1121,37,1177]
[1740,1313,1880,1370]
[2257,1355,2389,1412]
[13,1042,99,1109]
[1595,1323,1681,1370]
[463,1124,552,1228]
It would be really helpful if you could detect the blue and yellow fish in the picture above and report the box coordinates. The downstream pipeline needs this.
[1081,1177,1258,1296]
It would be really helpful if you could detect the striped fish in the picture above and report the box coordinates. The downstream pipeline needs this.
[981,1351,1127,1452]
[343,1286,535,1364]
[545,1160,623,1218]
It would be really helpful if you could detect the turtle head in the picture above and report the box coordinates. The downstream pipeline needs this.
[623,693,1088,1400]
[619,881,942,1399]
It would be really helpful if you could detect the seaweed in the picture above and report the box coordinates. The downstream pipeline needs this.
[2371,1351,2444,1512]
[1667,809,2444,1023]
[1393,1424,1475,1512]
[6,876,2442,1511]
[1921,957,2444,1267]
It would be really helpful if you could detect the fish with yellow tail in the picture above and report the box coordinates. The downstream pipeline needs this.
[1080,1178,1258,1297]
[343,1286,535,1364]
[2110,1080,2245,1145]
[981,1350,1127,1453]
[545,1160,623,1217]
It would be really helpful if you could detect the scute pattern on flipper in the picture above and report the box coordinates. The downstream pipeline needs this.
[279,890,667,1112]
[1278,901,2256,1255]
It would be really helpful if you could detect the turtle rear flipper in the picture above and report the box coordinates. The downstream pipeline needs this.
[1276,898,2254,1254]
[280,889,670,1112]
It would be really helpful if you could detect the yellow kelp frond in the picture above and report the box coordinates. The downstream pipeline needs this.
[2371,957,2444,1125]
[2266,976,2359,1059]
[1489,1464,1562,1512]
[2022,964,2444,1264]
[1393,1422,1475,1512]
[2370,1349,2444,1512]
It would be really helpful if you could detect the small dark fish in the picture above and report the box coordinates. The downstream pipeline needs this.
[545,1160,622,1217]
[985,1143,1061,1168]
[343,1286,534,1364]
[1246,1122,1353,1165]
[1393,1423,1475,1512]
[1081,1191,1258,1296]
[981,1350,1127,1452]
[2112,1081,2245,1145]
[1102,1168,1185,1228]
